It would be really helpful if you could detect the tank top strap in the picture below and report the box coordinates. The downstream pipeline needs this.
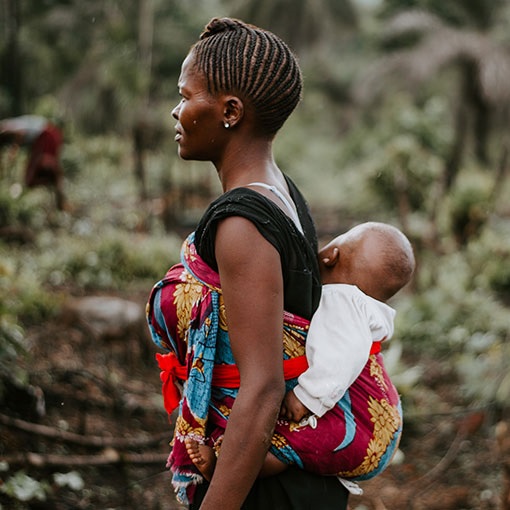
[247,181,304,233]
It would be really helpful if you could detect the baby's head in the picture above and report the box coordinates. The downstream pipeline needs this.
[319,222,415,302]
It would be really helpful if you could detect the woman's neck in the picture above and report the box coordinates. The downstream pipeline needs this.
[215,138,282,192]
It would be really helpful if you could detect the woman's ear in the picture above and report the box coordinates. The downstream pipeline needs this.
[322,246,339,267]
[223,96,244,128]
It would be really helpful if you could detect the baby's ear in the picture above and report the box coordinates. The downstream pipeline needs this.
[322,247,339,267]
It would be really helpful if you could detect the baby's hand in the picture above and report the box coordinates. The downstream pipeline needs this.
[279,390,310,422]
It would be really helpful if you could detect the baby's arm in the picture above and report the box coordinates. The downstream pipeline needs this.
[280,389,310,422]
[293,286,374,417]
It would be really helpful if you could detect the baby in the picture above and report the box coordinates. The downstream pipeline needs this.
[186,221,415,481]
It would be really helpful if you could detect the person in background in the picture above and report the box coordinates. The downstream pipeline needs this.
[186,222,415,488]
[146,16,350,510]
[0,115,67,210]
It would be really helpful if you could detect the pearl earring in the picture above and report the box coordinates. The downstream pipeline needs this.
[224,122,230,129]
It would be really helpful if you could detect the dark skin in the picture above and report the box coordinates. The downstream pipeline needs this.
[318,225,391,302]
[172,52,299,510]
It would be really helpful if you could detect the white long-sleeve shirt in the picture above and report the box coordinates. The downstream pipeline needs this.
[293,284,396,417]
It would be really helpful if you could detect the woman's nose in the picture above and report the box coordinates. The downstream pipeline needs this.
[171,103,180,120]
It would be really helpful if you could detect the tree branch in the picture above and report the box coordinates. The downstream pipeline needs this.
[0,413,170,449]
[1,450,169,467]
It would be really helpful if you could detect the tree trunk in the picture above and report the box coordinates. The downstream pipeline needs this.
[444,63,473,190]
[1,0,23,115]
[133,0,154,202]
[138,0,154,102]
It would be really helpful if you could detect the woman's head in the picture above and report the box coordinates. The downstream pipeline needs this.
[187,17,303,136]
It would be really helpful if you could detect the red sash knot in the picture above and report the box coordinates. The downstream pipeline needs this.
[157,342,381,416]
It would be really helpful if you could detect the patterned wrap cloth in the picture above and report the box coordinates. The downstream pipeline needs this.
[146,234,403,505]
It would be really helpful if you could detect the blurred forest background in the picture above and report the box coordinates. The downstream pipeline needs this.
[1,0,510,509]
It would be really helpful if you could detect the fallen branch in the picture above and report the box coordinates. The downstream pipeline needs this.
[404,426,470,509]
[0,413,170,449]
[33,367,162,415]
[1,450,169,467]
[411,430,465,489]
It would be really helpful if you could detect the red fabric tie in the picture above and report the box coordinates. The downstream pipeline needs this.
[157,342,382,415]
[156,353,188,416]
[370,341,381,355]
[211,354,309,388]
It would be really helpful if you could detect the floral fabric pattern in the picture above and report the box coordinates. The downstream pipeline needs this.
[147,234,402,504]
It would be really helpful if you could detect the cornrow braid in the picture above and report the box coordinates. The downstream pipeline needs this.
[190,17,303,135]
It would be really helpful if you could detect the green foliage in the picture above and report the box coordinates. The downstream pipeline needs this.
[396,270,508,353]
[0,133,178,406]
[380,0,507,29]
[448,170,493,245]
[457,340,510,407]
[0,248,61,322]
[0,189,36,229]
[334,94,449,216]
[367,133,441,212]
[398,220,509,343]
[0,248,61,401]
[487,262,510,297]
[0,471,50,503]
[393,223,510,409]
[1,0,229,126]
[0,259,29,386]
[53,471,85,491]
[36,230,179,291]
[466,226,510,299]
[231,0,358,52]
[0,469,84,508]
[0,314,26,387]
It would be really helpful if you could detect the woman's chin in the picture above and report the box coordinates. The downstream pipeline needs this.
[177,147,191,160]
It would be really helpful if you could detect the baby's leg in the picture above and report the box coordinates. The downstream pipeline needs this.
[259,451,288,477]
[185,438,288,479]
[185,438,216,481]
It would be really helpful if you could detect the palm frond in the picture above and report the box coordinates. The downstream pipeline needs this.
[354,9,510,106]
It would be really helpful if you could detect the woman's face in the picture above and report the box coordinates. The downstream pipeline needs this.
[171,54,226,162]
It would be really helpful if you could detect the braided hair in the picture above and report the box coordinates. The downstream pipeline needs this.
[189,17,303,136]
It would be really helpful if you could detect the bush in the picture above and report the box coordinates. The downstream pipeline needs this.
[449,170,493,246]
[36,229,181,291]
[394,222,510,410]
[0,189,37,229]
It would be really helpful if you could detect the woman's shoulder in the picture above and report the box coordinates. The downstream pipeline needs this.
[195,186,298,262]
[200,176,314,236]
[207,185,280,212]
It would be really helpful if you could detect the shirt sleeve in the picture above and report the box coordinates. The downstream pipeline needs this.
[293,286,376,417]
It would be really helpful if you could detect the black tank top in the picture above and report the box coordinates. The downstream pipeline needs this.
[194,175,321,319]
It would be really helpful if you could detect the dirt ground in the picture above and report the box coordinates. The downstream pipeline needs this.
[0,289,507,510]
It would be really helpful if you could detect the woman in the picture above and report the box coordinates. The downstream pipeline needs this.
[147,17,349,509]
